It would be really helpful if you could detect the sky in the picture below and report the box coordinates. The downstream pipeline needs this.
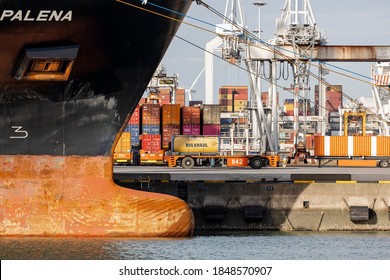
[160,0,390,105]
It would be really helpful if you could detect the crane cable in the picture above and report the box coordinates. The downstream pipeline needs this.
[192,0,389,124]
[116,0,389,125]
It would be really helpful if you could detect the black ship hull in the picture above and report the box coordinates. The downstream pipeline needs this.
[0,0,191,156]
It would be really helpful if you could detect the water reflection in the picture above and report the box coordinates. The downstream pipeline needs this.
[1,232,389,260]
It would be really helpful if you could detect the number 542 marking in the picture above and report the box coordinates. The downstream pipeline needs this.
[10,126,28,139]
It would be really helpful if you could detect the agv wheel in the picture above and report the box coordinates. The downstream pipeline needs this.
[379,160,389,168]
[250,156,263,169]
[182,156,195,169]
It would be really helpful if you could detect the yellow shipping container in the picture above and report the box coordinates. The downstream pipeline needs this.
[172,135,220,153]
[219,94,232,100]
[114,132,131,153]
[113,132,132,163]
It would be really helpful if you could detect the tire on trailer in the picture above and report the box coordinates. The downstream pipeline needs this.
[182,156,195,169]
[379,160,389,168]
[250,156,263,169]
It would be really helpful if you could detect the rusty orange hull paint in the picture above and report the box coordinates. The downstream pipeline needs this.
[0,155,194,237]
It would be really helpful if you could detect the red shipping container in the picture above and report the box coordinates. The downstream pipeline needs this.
[129,105,140,125]
[162,125,181,148]
[141,134,161,152]
[160,93,171,104]
[182,106,201,125]
[203,124,220,135]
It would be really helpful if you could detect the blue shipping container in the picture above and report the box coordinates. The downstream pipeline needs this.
[142,124,160,135]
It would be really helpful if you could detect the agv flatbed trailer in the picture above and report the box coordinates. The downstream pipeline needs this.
[165,154,280,169]
[315,156,390,168]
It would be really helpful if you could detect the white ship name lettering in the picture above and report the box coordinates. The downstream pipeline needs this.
[0,10,72,21]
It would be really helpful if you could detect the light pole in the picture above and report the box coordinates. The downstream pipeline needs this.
[252,2,267,39]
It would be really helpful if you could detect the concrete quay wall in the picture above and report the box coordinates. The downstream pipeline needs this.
[120,181,390,231]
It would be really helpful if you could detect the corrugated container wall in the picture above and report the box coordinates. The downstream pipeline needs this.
[219,86,248,112]
[141,134,161,153]
[141,104,160,135]
[142,104,160,125]
[175,88,185,107]
[202,104,221,135]
[182,125,201,135]
[159,88,171,105]
[162,125,181,148]
[377,137,390,156]
[126,105,140,147]
[182,106,201,125]
[162,104,181,148]
[124,124,140,147]
[162,104,180,125]
[202,104,221,124]
[203,124,221,136]
[314,136,390,157]
[129,105,140,125]
[219,86,248,100]
[182,106,201,135]
[114,132,131,153]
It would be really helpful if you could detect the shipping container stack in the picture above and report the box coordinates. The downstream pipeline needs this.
[202,104,221,135]
[219,86,248,112]
[161,104,181,149]
[283,98,311,116]
[158,88,171,105]
[182,106,201,136]
[261,91,279,108]
[140,134,162,154]
[124,105,140,147]
[140,103,161,155]
[315,85,343,135]
[175,88,186,107]
[283,99,294,116]
[141,103,160,135]
[114,131,131,163]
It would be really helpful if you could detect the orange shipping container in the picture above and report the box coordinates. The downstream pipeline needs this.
[377,136,390,156]
[353,136,372,156]
[162,104,180,125]
[314,136,390,157]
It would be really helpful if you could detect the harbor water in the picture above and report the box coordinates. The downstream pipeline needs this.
[1,231,389,260]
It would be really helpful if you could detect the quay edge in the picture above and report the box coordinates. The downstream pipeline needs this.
[117,180,390,232]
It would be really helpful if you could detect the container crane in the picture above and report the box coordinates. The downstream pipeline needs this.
[371,62,390,136]
[202,0,276,155]
[274,0,326,162]
[247,0,390,162]
[204,0,246,104]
